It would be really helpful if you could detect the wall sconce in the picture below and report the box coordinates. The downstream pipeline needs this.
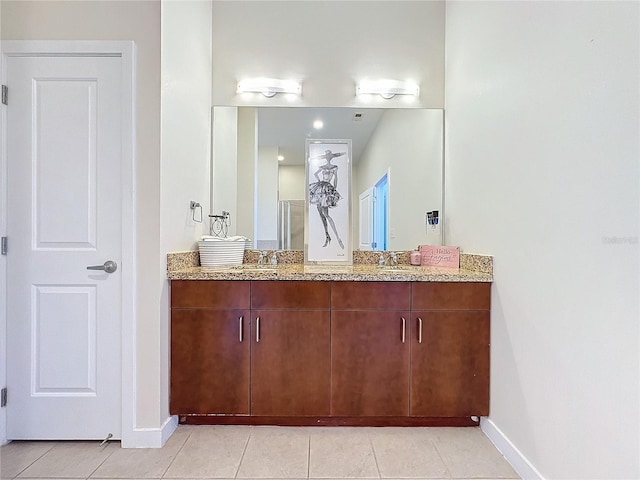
[237,78,302,97]
[356,80,420,99]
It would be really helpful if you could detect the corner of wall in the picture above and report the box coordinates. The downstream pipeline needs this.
[481,418,545,480]
[121,415,178,449]
[0,33,6,447]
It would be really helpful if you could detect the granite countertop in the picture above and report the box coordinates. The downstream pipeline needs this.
[167,263,492,282]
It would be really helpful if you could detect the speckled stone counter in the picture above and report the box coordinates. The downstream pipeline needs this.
[167,251,493,282]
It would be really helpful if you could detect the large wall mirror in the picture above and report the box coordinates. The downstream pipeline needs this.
[211,107,444,252]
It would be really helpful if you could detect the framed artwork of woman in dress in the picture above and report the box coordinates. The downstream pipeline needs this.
[305,139,352,265]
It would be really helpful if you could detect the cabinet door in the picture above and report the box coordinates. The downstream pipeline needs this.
[171,280,250,309]
[171,309,250,415]
[412,282,490,310]
[251,310,331,416]
[331,310,411,416]
[410,311,489,417]
[332,281,411,310]
[252,281,330,309]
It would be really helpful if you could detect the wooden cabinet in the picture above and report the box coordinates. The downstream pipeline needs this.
[250,280,331,416]
[170,281,250,415]
[410,283,490,417]
[251,310,330,416]
[331,282,410,416]
[170,279,490,424]
[171,308,250,415]
[171,280,331,418]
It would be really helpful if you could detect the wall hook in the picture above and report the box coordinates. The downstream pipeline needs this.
[190,201,203,223]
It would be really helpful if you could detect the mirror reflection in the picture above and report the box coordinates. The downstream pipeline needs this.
[211,107,444,251]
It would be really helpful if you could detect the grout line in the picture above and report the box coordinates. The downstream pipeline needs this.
[7,441,57,479]
[160,428,192,479]
[368,434,382,479]
[233,426,252,479]
[307,428,311,479]
[84,440,118,479]
[430,435,453,479]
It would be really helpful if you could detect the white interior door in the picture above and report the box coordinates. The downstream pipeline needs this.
[358,187,375,250]
[6,55,123,440]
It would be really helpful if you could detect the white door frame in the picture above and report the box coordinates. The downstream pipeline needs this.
[0,41,136,446]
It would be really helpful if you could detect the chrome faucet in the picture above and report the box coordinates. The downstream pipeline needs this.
[378,252,386,266]
[389,252,398,266]
[270,251,278,265]
[258,250,268,264]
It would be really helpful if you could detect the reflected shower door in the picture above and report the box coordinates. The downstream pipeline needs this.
[278,200,305,250]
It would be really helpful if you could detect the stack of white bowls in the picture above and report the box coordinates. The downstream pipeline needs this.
[198,236,248,267]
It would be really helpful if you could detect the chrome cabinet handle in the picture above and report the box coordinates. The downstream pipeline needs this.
[402,317,406,344]
[418,317,423,344]
[239,316,243,342]
[256,317,260,343]
[86,260,117,274]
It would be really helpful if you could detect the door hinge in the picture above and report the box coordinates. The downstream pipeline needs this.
[1,237,6,255]
[1,85,7,105]
[1,387,7,407]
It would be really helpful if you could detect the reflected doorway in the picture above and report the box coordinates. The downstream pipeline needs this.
[358,172,389,251]
[373,174,388,251]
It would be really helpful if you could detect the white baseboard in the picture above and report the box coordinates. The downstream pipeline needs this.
[0,410,6,446]
[481,418,545,480]
[121,415,178,448]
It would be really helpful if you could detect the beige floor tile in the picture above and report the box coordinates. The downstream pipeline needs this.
[369,429,450,479]
[236,427,309,479]
[3,426,520,480]
[17,442,116,478]
[308,428,379,478]
[430,428,518,479]
[164,426,251,479]
[1,441,56,479]
[89,429,189,479]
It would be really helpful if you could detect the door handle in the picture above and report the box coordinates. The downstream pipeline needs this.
[87,260,118,274]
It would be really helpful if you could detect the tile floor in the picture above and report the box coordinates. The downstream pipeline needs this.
[1,425,520,480]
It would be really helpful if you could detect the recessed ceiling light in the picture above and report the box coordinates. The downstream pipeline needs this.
[277,155,285,161]
[313,120,324,129]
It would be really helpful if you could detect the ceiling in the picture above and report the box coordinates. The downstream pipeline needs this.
[257,107,385,166]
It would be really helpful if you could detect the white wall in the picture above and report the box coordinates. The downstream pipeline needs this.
[279,165,306,200]
[256,146,279,249]
[211,0,444,108]
[355,110,443,250]
[1,0,164,437]
[0,0,5,446]
[160,0,212,428]
[211,106,238,235]
[445,2,639,478]
[236,107,257,241]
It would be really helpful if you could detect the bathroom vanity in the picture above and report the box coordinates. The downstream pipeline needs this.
[168,257,492,427]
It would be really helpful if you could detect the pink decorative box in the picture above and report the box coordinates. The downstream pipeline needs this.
[419,245,460,268]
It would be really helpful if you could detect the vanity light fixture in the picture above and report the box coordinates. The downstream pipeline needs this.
[313,119,324,129]
[237,78,302,98]
[277,154,285,161]
[356,80,420,99]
